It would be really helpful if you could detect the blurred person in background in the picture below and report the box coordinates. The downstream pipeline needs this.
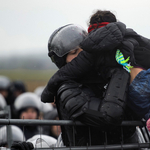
[0,125,25,148]
[11,134,57,150]
[10,80,27,118]
[26,134,57,148]
[0,93,7,112]
[34,85,54,120]
[0,94,7,127]
[39,102,54,120]
[13,92,41,140]
[34,85,45,97]
[0,75,12,105]
[34,85,56,110]
[10,80,27,101]
[42,109,61,139]
[34,86,61,139]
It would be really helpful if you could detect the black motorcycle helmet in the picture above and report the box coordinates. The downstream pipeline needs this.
[48,24,87,68]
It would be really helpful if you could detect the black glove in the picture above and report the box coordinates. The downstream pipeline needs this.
[11,142,34,150]
[41,85,55,103]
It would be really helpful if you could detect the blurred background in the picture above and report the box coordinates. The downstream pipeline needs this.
[0,0,150,92]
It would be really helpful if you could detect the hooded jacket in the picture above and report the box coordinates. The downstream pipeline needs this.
[80,22,150,69]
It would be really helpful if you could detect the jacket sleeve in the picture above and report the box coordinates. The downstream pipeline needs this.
[41,51,95,103]
[128,68,150,120]
[119,28,150,69]
[118,31,150,69]
[80,22,126,53]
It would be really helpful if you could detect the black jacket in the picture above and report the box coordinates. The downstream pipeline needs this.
[41,21,150,104]
[81,22,150,69]
[40,21,146,146]
[41,22,126,103]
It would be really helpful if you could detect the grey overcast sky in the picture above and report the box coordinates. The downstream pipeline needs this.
[0,0,150,56]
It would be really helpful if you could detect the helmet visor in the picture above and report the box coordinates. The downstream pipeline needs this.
[48,24,87,57]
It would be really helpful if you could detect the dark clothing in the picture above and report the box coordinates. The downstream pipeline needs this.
[41,22,150,104]
[56,78,137,146]
[41,51,97,103]
[41,22,146,147]
[41,62,139,147]
[80,22,150,70]
[18,125,39,140]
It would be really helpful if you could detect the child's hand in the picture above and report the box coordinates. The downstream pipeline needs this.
[146,118,150,132]
[115,49,133,73]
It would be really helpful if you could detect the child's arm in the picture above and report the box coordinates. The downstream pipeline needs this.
[128,68,150,120]
[130,68,143,83]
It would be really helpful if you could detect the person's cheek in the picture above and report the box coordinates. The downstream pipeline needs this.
[20,112,27,119]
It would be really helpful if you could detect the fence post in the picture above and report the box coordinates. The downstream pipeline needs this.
[5,106,12,148]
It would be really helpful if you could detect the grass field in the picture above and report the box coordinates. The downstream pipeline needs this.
[0,69,57,92]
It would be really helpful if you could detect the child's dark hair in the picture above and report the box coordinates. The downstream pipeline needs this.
[89,10,117,25]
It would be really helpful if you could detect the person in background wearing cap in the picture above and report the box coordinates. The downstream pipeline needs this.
[34,85,61,138]
[0,125,26,148]
[13,92,41,140]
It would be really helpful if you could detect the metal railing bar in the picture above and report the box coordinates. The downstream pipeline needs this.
[0,119,144,126]
[31,143,150,150]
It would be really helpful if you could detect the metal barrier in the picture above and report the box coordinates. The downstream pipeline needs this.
[0,106,12,148]
[0,119,145,126]
[33,143,150,150]
[0,107,150,150]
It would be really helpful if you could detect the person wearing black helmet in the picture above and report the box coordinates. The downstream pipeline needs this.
[14,92,41,140]
[48,24,87,69]
[41,23,140,147]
